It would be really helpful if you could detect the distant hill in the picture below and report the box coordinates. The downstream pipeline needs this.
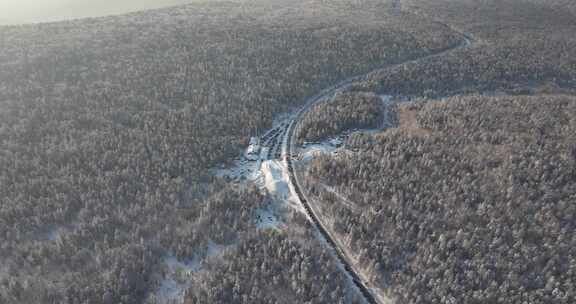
[0,0,194,25]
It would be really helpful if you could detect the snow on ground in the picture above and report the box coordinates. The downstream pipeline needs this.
[311,228,370,304]
[260,159,304,213]
[211,157,262,184]
[47,227,63,241]
[210,113,302,220]
[211,95,406,209]
[35,225,72,242]
[155,277,188,304]
[211,114,295,184]
[379,94,400,130]
[255,205,281,230]
[163,255,201,275]
[380,94,393,103]
[260,160,290,199]
[296,95,405,163]
[153,241,228,304]
[206,240,226,258]
[318,183,357,211]
[154,255,197,304]
[300,142,340,162]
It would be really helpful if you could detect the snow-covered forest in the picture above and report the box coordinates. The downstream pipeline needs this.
[0,0,575,303]
[0,0,461,302]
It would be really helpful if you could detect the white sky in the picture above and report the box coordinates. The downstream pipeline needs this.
[0,0,194,25]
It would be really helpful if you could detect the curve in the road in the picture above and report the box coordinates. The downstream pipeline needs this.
[281,17,475,304]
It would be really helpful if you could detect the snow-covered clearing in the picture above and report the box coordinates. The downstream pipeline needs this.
[380,94,399,129]
[211,157,262,184]
[154,260,195,303]
[35,225,74,242]
[154,279,186,304]
[163,255,201,276]
[296,95,404,163]
[153,241,228,304]
[203,95,406,301]
[260,160,289,199]
[255,206,281,230]
[212,112,295,184]
[206,240,227,258]
[300,141,341,162]
[259,159,304,213]
[46,227,64,241]
[153,255,198,304]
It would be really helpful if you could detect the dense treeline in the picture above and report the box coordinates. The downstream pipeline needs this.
[0,0,462,302]
[1,184,267,303]
[350,0,576,98]
[525,0,576,16]
[3,0,575,302]
[296,92,384,143]
[186,230,363,304]
[295,2,576,303]
[303,95,576,304]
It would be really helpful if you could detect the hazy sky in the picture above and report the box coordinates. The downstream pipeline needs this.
[0,0,195,25]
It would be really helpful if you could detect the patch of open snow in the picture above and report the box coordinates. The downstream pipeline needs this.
[260,160,290,199]
[380,94,402,130]
[155,278,187,304]
[255,206,281,230]
[260,159,305,213]
[206,240,226,258]
[153,241,228,303]
[380,94,394,104]
[211,115,295,184]
[36,225,71,241]
[300,142,339,162]
[163,255,201,275]
[329,137,343,146]
[211,157,261,184]
[47,227,63,241]
[295,95,405,164]
[154,255,197,304]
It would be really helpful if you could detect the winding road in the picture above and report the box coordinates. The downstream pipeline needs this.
[277,16,475,304]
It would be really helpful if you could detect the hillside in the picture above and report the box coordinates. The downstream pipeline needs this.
[1,0,575,303]
[0,0,460,303]
[303,94,576,303]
